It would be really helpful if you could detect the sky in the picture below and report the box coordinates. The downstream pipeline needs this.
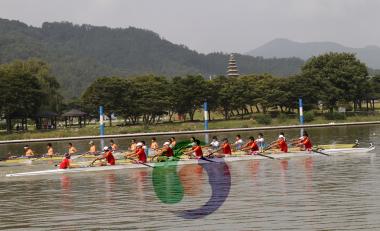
[0,0,379,54]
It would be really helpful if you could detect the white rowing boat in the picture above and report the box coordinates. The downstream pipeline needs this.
[5,145,375,177]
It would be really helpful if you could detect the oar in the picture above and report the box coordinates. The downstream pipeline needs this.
[200,156,215,163]
[256,153,276,160]
[88,158,99,167]
[126,157,154,168]
[312,148,330,156]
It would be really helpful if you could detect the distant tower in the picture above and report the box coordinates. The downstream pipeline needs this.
[227,54,239,77]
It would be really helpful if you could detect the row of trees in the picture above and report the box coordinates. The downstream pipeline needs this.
[81,53,380,125]
[1,53,380,128]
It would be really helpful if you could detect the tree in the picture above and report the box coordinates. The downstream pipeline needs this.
[301,52,369,112]
[171,76,208,121]
[81,77,130,126]
[0,60,46,130]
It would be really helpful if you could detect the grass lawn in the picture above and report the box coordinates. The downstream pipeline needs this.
[1,113,380,141]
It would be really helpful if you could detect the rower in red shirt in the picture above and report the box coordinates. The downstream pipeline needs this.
[125,142,147,163]
[278,135,288,153]
[241,136,259,154]
[221,138,232,155]
[296,131,313,151]
[92,146,116,166]
[185,140,203,159]
[59,153,72,169]
[151,142,174,161]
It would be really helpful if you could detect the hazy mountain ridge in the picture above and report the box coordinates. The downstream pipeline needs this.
[247,38,380,69]
[0,18,304,97]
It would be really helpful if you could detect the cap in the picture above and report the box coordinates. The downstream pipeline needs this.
[89,141,94,145]
[136,142,143,147]
[103,146,109,151]
[279,135,284,139]
[163,142,170,146]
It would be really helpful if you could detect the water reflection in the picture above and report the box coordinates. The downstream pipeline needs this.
[176,162,231,219]
[60,175,72,210]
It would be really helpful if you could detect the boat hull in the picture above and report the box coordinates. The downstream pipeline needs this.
[5,146,375,177]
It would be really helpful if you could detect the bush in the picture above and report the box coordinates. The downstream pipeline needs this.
[255,114,272,125]
[303,111,315,122]
[277,113,288,123]
[324,112,346,120]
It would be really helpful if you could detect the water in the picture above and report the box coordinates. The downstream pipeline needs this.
[0,125,379,230]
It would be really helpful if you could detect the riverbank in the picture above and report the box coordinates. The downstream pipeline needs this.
[1,114,380,143]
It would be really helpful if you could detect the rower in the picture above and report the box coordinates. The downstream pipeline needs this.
[241,136,259,155]
[184,139,203,159]
[210,136,220,150]
[150,137,159,155]
[68,142,78,155]
[209,138,232,158]
[152,142,174,161]
[189,137,197,147]
[110,139,118,151]
[24,145,34,158]
[88,141,97,155]
[93,146,116,166]
[266,132,288,153]
[46,143,55,157]
[141,140,148,157]
[125,142,147,163]
[130,139,137,152]
[59,153,72,169]
[296,131,313,151]
[256,133,265,152]
[169,137,177,148]
[233,135,244,150]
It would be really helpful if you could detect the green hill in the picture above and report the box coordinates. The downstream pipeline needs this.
[0,18,304,97]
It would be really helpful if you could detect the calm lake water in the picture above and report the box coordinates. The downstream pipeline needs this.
[0,125,379,230]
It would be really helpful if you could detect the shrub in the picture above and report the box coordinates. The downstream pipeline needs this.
[255,114,272,125]
[324,112,346,120]
[277,113,288,123]
[303,111,315,122]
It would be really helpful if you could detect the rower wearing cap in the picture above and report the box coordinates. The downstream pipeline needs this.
[296,131,313,151]
[88,141,97,155]
[24,145,34,158]
[209,138,231,158]
[184,139,203,159]
[152,142,174,161]
[267,132,288,153]
[93,146,116,166]
[59,153,72,169]
[125,142,147,163]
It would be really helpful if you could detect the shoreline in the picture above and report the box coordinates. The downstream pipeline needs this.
[1,121,379,144]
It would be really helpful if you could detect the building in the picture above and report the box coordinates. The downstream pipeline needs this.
[227,54,239,77]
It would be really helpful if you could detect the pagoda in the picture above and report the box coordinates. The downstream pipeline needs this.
[227,54,239,77]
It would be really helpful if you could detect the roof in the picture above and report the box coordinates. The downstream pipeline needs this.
[61,109,87,117]
[35,111,58,117]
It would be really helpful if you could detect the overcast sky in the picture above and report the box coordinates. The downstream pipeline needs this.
[0,0,379,54]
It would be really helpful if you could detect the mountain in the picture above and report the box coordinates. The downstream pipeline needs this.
[0,19,304,97]
[247,38,380,69]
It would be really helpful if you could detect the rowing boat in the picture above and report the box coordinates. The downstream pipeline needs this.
[6,145,375,177]
[1,152,124,164]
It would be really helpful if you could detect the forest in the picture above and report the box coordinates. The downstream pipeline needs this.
[0,18,304,97]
